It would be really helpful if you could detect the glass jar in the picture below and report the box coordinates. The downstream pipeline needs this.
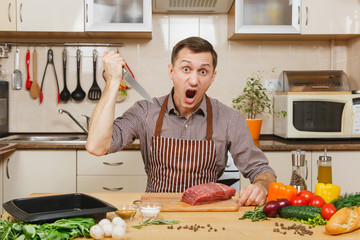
[317,148,332,184]
[290,149,308,192]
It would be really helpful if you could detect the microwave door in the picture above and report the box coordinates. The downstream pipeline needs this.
[293,101,345,132]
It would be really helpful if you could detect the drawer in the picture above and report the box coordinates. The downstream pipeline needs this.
[77,176,147,193]
[77,150,146,175]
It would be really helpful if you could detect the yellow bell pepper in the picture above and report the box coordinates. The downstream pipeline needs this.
[315,183,341,203]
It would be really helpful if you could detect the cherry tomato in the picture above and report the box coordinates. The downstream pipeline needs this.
[309,195,326,208]
[297,190,314,201]
[290,196,309,206]
[321,203,337,220]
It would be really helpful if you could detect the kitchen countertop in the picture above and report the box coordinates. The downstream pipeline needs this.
[2,192,359,239]
[2,134,360,153]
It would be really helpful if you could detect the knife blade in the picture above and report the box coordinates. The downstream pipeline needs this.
[102,67,153,103]
[122,66,153,103]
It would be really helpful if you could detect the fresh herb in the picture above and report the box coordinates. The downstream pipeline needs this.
[0,216,95,240]
[287,215,328,226]
[331,193,360,210]
[132,218,180,229]
[239,205,269,222]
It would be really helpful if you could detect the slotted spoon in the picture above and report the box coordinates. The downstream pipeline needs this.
[88,49,101,101]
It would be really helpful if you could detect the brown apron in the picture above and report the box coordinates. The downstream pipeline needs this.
[146,95,217,192]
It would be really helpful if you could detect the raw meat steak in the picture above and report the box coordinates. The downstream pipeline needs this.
[181,182,236,205]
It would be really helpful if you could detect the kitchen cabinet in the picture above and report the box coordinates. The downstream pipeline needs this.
[16,0,84,32]
[77,150,147,193]
[301,0,360,34]
[240,151,312,191]
[311,151,360,194]
[84,0,152,32]
[2,150,76,204]
[0,0,16,31]
[229,0,301,35]
[229,0,360,39]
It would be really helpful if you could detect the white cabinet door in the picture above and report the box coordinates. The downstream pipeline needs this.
[311,151,360,194]
[16,0,84,32]
[2,150,76,203]
[240,151,312,191]
[85,0,151,32]
[77,150,147,193]
[77,150,146,175]
[301,0,360,34]
[0,0,16,31]
[232,0,301,34]
[78,176,147,193]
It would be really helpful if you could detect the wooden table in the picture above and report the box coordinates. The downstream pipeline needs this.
[3,192,360,239]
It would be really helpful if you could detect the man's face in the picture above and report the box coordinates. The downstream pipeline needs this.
[168,47,216,118]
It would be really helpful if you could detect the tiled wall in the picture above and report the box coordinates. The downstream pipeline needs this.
[0,14,352,134]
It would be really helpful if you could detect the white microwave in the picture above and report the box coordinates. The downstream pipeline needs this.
[274,93,360,139]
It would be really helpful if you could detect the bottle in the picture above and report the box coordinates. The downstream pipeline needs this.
[290,149,308,192]
[318,147,332,184]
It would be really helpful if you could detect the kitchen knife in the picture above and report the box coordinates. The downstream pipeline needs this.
[103,66,153,104]
[122,66,153,103]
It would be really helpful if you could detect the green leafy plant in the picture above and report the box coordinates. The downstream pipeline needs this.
[232,70,286,119]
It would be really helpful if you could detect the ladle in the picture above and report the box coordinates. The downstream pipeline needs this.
[71,49,86,101]
[60,49,70,101]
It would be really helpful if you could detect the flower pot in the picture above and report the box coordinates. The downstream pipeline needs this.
[246,119,262,140]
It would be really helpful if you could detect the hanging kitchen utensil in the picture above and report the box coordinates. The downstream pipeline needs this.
[12,48,22,90]
[71,49,86,101]
[39,49,60,104]
[88,49,101,101]
[25,50,32,90]
[30,49,40,99]
[59,49,70,102]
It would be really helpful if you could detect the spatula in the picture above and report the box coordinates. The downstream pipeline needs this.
[88,49,101,101]
[30,49,40,99]
[12,48,22,90]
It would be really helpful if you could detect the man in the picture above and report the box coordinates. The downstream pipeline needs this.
[86,36,276,206]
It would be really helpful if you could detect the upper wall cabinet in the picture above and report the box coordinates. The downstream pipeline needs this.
[229,0,360,39]
[0,0,16,31]
[301,0,360,34]
[16,0,84,32]
[85,0,152,32]
[231,0,301,34]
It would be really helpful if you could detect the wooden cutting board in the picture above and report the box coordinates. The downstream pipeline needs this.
[140,193,239,212]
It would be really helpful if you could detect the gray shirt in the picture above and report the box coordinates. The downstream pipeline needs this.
[108,93,276,183]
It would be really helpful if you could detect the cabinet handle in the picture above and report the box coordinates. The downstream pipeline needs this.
[103,187,123,191]
[20,3,23,23]
[86,3,88,23]
[297,6,300,25]
[6,158,10,179]
[102,161,123,166]
[8,3,11,22]
[305,6,308,26]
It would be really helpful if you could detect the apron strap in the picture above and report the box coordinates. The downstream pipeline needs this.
[154,94,213,141]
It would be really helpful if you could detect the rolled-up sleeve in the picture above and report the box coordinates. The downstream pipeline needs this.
[228,111,276,183]
[107,101,148,153]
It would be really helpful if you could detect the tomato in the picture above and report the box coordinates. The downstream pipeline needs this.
[297,190,314,201]
[290,196,309,206]
[309,195,326,208]
[321,203,337,220]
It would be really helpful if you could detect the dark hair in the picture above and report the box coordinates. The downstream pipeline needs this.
[171,36,218,71]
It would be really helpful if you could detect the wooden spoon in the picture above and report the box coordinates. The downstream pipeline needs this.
[30,49,40,99]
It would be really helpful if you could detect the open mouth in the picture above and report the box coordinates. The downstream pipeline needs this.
[185,89,197,102]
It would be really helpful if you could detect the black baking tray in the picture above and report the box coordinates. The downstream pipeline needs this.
[3,193,117,224]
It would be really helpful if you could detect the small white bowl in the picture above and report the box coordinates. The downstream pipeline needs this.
[139,203,162,219]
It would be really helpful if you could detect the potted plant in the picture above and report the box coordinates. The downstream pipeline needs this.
[232,70,286,140]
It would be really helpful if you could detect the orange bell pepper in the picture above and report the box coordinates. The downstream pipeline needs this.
[268,182,298,202]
